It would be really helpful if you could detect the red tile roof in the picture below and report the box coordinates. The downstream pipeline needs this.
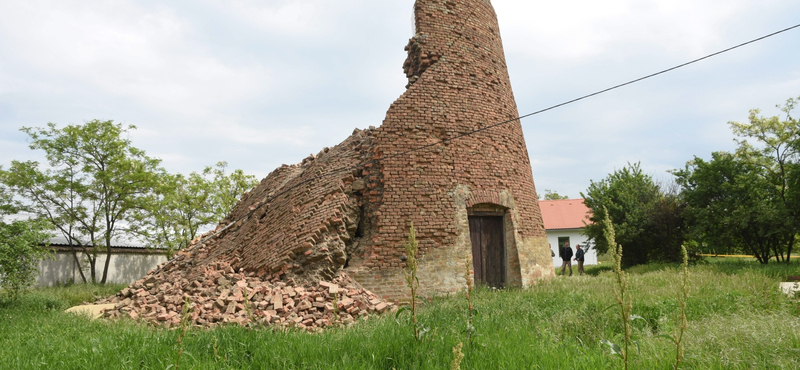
[538,198,592,230]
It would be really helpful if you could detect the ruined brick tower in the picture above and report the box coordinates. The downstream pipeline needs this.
[143,0,553,302]
[347,0,554,297]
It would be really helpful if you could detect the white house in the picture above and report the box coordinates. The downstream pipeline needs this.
[539,198,597,267]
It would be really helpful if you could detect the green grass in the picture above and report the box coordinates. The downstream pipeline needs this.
[1,260,799,369]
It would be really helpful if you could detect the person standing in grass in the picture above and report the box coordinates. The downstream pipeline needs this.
[560,241,573,276]
[574,244,585,276]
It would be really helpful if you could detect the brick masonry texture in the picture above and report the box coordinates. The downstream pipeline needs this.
[105,0,554,315]
[350,0,554,299]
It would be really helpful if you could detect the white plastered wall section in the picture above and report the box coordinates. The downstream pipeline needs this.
[547,228,598,267]
[36,251,168,287]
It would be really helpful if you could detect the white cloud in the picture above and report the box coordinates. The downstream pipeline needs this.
[224,0,339,37]
[495,0,758,61]
[0,0,274,121]
[1,0,798,200]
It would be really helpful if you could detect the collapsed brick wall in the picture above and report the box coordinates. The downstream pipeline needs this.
[96,129,394,329]
[187,128,380,284]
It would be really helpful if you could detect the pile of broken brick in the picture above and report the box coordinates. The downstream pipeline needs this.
[95,260,393,331]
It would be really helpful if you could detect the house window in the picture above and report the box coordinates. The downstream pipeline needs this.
[557,236,570,258]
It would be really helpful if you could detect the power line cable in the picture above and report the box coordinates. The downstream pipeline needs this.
[173,21,800,263]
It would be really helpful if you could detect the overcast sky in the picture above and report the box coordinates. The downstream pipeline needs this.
[1,0,799,200]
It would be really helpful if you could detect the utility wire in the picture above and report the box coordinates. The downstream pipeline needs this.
[172,22,800,261]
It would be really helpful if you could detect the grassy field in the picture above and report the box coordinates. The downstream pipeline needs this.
[1,259,798,369]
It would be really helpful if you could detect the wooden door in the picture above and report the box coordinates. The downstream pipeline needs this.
[468,216,505,288]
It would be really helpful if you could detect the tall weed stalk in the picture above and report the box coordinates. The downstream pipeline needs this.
[243,285,253,326]
[401,222,421,340]
[673,245,689,369]
[331,289,340,326]
[463,259,476,344]
[172,297,192,370]
[450,342,464,370]
[604,209,632,370]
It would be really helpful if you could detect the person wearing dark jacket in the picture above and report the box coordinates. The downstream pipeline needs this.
[560,241,573,276]
[574,244,585,276]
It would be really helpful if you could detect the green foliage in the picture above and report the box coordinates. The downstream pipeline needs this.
[542,189,569,200]
[462,259,476,345]
[583,162,685,266]
[173,297,193,370]
[33,283,125,307]
[131,171,217,257]
[0,218,53,299]
[729,96,799,262]
[1,120,161,283]
[674,152,787,264]
[676,96,800,264]
[0,173,19,216]
[2,121,259,273]
[131,162,258,257]
[202,162,259,222]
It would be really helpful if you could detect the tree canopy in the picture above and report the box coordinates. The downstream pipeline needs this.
[131,162,258,257]
[0,218,53,299]
[542,189,569,200]
[2,120,161,283]
[0,173,53,298]
[1,120,261,284]
[582,162,685,266]
[676,96,799,263]
[674,152,789,263]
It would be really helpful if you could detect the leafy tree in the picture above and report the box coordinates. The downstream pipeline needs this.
[203,162,259,221]
[542,189,569,200]
[1,120,160,283]
[0,218,53,299]
[582,162,685,266]
[131,163,257,257]
[641,187,686,264]
[0,173,17,216]
[675,152,790,264]
[0,178,53,299]
[132,171,216,257]
[727,96,799,262]
[676,97,799,263]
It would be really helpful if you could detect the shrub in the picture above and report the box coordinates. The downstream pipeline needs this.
[0,218,53,299]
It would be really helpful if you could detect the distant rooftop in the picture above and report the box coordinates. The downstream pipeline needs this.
[5,213,166,250]
[539,198,591,230]
[48,235,145,249]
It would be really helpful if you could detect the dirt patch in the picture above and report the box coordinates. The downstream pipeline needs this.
[65,303,117,320]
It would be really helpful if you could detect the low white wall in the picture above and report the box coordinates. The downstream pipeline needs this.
[37,251,168,286]
[546,228,598,268]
